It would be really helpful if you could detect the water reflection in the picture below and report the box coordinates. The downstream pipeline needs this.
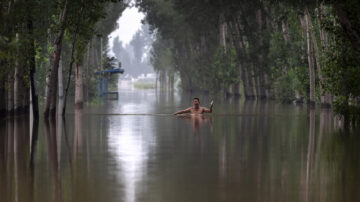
[175,115,212,134]
[44,118,62,202]
[108,86,156,202]
[1,90,360,202]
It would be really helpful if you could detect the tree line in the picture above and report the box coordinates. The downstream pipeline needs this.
[137,0,360,127]
[0,0,125,119]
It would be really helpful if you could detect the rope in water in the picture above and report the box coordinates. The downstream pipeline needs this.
[80,113,261,116]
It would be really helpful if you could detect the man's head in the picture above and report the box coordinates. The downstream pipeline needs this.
[193,98,200,108]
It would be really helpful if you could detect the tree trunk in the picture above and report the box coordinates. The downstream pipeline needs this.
[86,42,91,101]
[242,66,255,99]
[7,73,14,114]
[168,71,174,91]
[75,63,84,109]
[234,82,241,97]
[307,9,330,107]
[281,20,290,74]
[14,33,28,115]
[74,108,83,155]
[256,71,267,99]
[100,37,103,70]
[256,8,267,99]
[225,85,233,97]
[318,6,332,107]
[304,11,315,105]
[282,20,290,42]
[93,38,99,69]
[219,13,227,50]
[264,74,273,99]
[62,23,79,115]
[27,17,39,119]
[307,10,322,100]
[228,19,255,99]
[44,0,68,118]
[23,84,30,114]
[58,59,64,115]
[14,65,26,115]
[295,90,303,104]
[255,74,261,98]
[0,83,5,116]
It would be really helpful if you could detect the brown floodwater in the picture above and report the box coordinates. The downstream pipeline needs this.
[1,82,360,202]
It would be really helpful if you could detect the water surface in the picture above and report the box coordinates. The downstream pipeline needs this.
[1,81,360,202]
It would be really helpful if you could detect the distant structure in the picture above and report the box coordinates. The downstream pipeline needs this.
[95,66,124,100]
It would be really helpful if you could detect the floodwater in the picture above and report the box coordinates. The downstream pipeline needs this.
[1,81,360,202]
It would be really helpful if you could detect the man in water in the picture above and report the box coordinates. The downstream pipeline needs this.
[173,98,213,115]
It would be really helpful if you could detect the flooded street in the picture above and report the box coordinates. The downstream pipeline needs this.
[1,81,360,202]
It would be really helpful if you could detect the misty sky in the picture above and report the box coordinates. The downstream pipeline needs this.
[108,5,145,56]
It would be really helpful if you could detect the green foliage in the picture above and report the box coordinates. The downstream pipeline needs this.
[210,48,239,91]
[150,34,173,73]
[323,25,360,126]
[273,69,302,103]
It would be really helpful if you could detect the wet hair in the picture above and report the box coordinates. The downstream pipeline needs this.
[193,98,200,103]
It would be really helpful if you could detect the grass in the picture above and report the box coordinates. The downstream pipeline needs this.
[133,82,156,89]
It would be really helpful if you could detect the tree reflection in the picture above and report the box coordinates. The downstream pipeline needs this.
[303,108,315,202]
[29,117,39,202]
[44,118,62,202]
[0,116,32,202]
[74,109,83,158]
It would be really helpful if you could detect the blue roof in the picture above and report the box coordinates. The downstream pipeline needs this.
[95,68,125,75]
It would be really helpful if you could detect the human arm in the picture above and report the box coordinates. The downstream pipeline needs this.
[173,107,191,115]
[203,102,213,113]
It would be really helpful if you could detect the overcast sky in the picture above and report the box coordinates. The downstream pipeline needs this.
[108,5,145,56]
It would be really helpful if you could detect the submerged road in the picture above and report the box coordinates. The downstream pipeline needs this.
[0,80,360,202]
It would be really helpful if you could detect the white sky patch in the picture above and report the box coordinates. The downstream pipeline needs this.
[108,5,145,56]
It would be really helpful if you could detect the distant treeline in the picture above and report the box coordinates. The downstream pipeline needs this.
[0,0,125,119]
[112,24,154,77]
[137,0,360,127]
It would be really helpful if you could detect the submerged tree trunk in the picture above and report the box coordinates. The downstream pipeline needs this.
[295,90,303,104]
[307,10,331,107]
[256,70,267,99]
[255,74,261,98]
[7,73,14,114]
[318,6,332,107]
[304,11,315,105]
[228,20,255,99]
[75,63,84,109]
[23,84,30,114]
[234,82,241,97]
[44,0,68,118]
[14,33,28,115]
[28,17,39,119]
[100,37,103,70]
[58,59,64,115]
[86,42,91,101]
[0,82,5,116]
[14,66,27,115]
[242,66,255,99]
[308,10,322,101]
[255,8,267,99]
[225,85,233,97]
[168,71,174,91]
[62,23,79,115]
